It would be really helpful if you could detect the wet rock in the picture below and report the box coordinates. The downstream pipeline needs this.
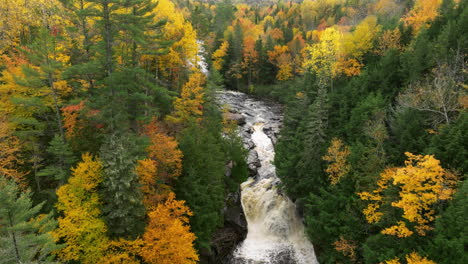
[225,160,234,178]
[270,248,296,264]
[241,131,253,140]
[223,191,247,233]
[223,113,246,125]
[247,151,260,176]
[243,140,255,150]
[228,248,296,264]
[207,189,247,264]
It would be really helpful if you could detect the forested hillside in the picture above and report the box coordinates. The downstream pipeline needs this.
[0,0,466,263]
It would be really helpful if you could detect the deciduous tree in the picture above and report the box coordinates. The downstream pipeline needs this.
[322,138,351,185]
[54,153,109,264]
[402,0,443,34]
[359,153,457,236]
[166,72,205,125]
[139,192,198,264]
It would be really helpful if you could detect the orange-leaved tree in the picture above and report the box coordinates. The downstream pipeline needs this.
[144,120,183,182]
[268,45,293,81]
[402,0,443,34]
[139,192,198,264]
[0,114,26,186]
[359,152,457,237]
[62,101,86,140]
[137,159,161,208]
[137,120,183,207]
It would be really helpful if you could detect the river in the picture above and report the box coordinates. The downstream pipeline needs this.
[216,91,319,264]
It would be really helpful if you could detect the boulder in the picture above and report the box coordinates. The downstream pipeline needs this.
[223,113,246,125]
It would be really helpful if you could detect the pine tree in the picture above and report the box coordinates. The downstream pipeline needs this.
[428,179,467,264]
[100,134,145,238]
[176,122,226,250]
[85,0,171,133]
[275,91,309,199]
[17,26,69,141]
[294,86,328,198]
[38,135,76,186]
[0,176,59,264]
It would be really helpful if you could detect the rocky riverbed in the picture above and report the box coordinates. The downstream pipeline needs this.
[213,90,318,264]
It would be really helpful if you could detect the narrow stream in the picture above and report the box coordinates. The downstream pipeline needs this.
[217,91,319,264]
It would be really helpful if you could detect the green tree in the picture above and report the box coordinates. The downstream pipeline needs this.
[38,135,76,186]
[176,122,226,250]
[275,91,309,200]
[428,179,468,264]
[100,134,145,239]
[294,86,328,199]
[0,176,59,264]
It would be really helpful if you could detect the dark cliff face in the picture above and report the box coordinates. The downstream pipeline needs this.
[198,157,247,263]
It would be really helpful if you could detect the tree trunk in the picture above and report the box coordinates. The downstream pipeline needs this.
[8,212,21,264]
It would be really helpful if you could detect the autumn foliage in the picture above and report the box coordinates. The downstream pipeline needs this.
[62,101,86,140]
[139,192,198,264]
[54,153,109,264]
[144,120,183,183]
[0,114,26,186]
[402,0,443,34]
[166,72,205,125]
[322,138,351,185]
[381,252,437,264]
[359,153,457,237]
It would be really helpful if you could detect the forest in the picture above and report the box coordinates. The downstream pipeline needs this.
[0,0,466,264]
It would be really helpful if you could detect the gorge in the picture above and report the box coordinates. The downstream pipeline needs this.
[217,91,319,264]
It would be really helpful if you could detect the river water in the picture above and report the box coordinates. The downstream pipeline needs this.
[217,91,319,264]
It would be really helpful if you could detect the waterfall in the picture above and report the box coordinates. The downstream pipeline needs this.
[217,91,319,264]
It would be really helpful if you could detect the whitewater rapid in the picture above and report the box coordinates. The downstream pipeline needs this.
[217,91,318,264]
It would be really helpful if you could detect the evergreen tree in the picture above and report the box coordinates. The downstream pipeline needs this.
[176,122,226,250]
[38,135,76,186]
[17,28,68,140]
[428,179,467,264]
[294,86,328,199]
[0,176,59,264]
[427,113,468,173]
[100,134,145,238]
[275,91,309,199]
[305,183,364,263]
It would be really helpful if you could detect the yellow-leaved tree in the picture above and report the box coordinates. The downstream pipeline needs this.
[166,72,205,125]
[0,114,26,186]
[402,0,443,34]
[343,16,381,59]
[54,153,109,264]
[381,252,437,264]
[268,45,293,81]
[359,152,457,237]
[139,192,198,264]
[303,26,342,87]
[213,41,229,71]
[150,0,198,83]
[341,16,381,76]
[322,138,351,185]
